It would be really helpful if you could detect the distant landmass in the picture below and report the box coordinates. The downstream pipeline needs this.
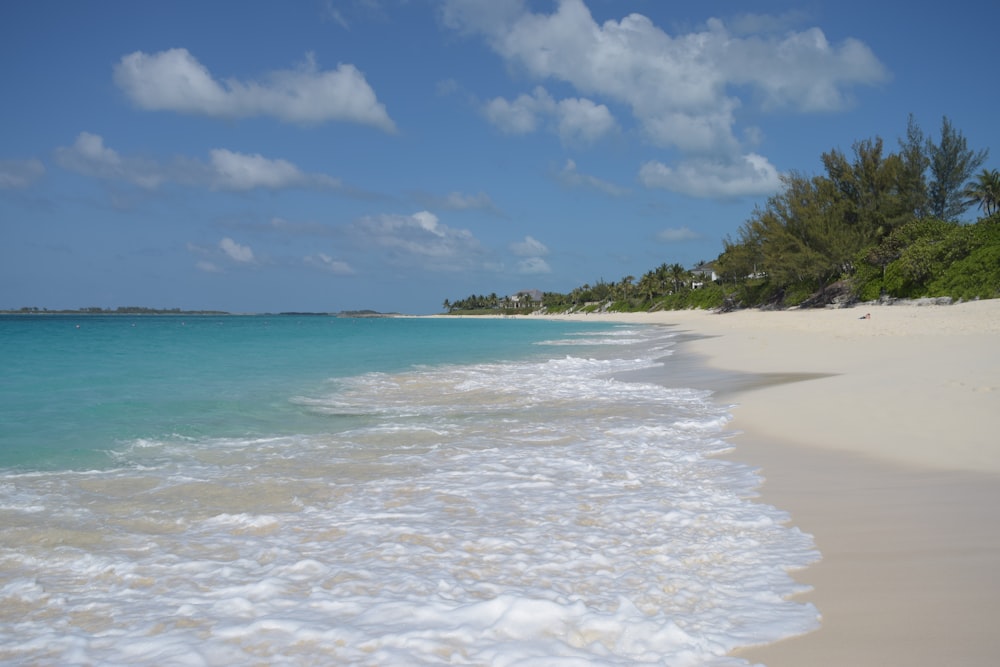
[1,306,398,317]
[1,306,230,315]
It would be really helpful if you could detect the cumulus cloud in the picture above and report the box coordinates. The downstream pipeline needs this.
[556,159,628,196]
[219,237,255,263]
[54,132,344,193]
[483,86,616,144]
[639,153,782,198]
[445,0,887,152]
[305,253,355,274]
[0,158,46,189]
[353,210,483,269]
[510,235,548,257]
[113,48,396,132]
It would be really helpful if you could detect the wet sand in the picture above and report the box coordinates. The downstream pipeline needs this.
[541,300,1000,665]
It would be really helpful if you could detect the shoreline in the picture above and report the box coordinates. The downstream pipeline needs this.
[537,301,1000,664]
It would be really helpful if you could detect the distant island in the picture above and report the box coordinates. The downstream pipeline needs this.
[1,306,398,317]
[1,306,230,315]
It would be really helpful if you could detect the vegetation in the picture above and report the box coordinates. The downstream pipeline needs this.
[445,115,997,314]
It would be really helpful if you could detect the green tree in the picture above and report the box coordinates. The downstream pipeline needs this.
[897,113,929,218]
[927,116,989,221]
[821,136,910,241]
[752,172,869,289]
[668,263,687,293]
[637,271,658,303]
[962,168,1000,218]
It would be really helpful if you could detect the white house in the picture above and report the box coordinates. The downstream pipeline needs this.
[690,262,718,288]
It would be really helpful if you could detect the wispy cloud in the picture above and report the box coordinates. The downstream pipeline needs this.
[352,210,484,270]
[509,235,548,257]
[54,132,347,193]
[114,48,396,132]
[657,226,701,243]
[208,149,341,191]
[639,154,782,198]
[556,159,629,197]
[304,252,355,275]
[54,133,166,189]
[515,256,552,274]
[413,190,499,213]
[0,158,46,189]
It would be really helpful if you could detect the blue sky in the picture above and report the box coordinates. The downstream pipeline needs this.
[1,0,995,313]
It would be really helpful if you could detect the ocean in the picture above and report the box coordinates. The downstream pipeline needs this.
[0,314,818,665]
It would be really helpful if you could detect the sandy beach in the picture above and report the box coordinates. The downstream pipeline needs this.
[542,300,1000,665]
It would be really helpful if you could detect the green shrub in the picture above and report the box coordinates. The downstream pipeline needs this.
[928,244,1000,299]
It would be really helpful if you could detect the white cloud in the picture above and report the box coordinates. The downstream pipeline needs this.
[305,253,355,274]
[0,158,46,189]
[657,226,700,243]
[54,133,343,193]
[208,149,340,191]
[483,90,543,134]
[483,86,616,144]
[353,210,483,268]
[219,237,254,263]
[639,153,782,198]
[446,0,887,152]
[55,132,165,189]
[556,159,628,196]
[196,260,222,273]
[210,150,304,191]
[516,257,552,274]
[510,235,548,257]
[553,96,617,144]
[114,48,396,132]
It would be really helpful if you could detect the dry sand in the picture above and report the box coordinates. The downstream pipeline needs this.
[541,300,1000,665]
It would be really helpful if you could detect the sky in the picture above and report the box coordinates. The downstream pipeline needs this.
[1,0,996,314]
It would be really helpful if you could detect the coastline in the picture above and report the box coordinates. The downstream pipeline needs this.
[537,300,1000,664]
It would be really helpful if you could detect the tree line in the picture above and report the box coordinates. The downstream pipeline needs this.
[444,115,998,313]
[715,115,995,306]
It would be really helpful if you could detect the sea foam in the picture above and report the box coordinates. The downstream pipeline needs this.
[0,324,818,665]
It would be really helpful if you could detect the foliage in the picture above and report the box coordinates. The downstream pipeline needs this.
[962,169,1000,217]
[927,117,989,221]
[445,116,995,313]
[852,215,1000,300]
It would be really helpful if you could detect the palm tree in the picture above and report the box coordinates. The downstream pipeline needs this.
[668,263,687,293]
[618,275,635,302]
[654,263,671,295]
[637,271,658,304]
[962,168,1000,218]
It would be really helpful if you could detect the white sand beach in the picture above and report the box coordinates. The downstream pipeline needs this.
[542,300,1000,665]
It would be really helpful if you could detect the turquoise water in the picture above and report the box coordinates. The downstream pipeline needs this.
[0,314,818,664]
[0,314,596,470]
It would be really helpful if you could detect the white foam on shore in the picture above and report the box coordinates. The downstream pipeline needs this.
[0,326,818,665]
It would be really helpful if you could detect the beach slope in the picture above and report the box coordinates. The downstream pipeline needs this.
[545,300,1000,665]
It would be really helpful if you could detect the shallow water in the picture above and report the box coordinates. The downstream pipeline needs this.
[0,315,817,664]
